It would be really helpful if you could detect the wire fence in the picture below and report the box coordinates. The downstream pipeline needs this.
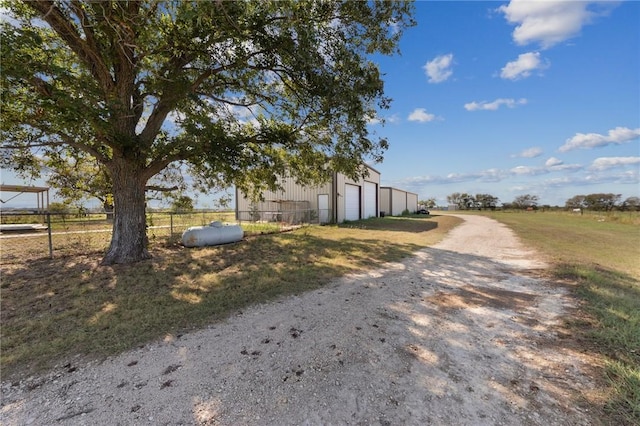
[0,208,330,265]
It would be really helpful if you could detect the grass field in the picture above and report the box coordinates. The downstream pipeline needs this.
[0,214,461,381]
[478,210,640,424]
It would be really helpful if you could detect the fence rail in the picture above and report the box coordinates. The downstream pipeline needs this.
[0,209,331,264]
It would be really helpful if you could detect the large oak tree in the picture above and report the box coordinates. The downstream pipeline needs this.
[1,0,414,264]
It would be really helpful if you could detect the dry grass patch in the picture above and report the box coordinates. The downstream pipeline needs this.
[0,215,460,381]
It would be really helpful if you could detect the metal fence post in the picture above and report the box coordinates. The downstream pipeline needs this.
[46,212,53,259]
[170,212,174,236]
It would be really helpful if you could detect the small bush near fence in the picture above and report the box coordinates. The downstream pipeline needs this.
[0,209,325,264]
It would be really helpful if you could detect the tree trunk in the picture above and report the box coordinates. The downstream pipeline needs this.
[101,161,151,265]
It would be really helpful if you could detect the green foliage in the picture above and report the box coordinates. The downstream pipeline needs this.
[512,194,539,209]
[47,202,69,214]
[0,0,415,263]
[622,196,640,211]
[171,195,194,213]
[419,198,436,209]
[475,193,499,210]
[565,193,624,211]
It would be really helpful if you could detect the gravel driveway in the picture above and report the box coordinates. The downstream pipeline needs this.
[1,214,598,425]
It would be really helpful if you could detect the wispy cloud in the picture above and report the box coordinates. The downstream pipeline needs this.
[500,52,549,80]
[513,147,543,158]
[407,108,437,123]
[366,116,381,125]
[394,158,584,187]
[387,114,400,124]
[545,157,563,167]
[464,98,527,111]
[498,0,618,49]
[559,126,640,152]
[543,157,582,172]
[367,113,401,126]
[589,157,640,171]
[423,54,454,83]
[510,165,548,176]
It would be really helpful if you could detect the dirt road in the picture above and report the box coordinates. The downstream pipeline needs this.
[1,214,598,425]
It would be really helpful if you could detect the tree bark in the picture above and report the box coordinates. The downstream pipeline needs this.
[101,160,151,265]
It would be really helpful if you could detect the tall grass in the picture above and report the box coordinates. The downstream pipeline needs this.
[482,210,640,424]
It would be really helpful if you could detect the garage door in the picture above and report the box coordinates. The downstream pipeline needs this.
[363,182,377,218]
[344,184,360,221]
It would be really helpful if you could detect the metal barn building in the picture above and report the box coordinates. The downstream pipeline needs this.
[379,187,418,216]
[235,165,381,224]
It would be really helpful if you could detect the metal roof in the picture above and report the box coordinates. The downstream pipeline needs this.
[0,184,50,193]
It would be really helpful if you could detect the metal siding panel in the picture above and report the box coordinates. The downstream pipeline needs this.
[380,187,391,216]
[336,173,346,223]
[406,193,418,213]
[369,168,381,185]
[236,167,374,224]
[392,189,406,215]
[236,191,252,212]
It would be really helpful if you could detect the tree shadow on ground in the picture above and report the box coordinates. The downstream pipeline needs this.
[338,216,438,233]
[0,230,427,380]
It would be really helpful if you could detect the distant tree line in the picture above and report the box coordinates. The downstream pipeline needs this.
[446,193,501,210]
[436,192,640,211]
[565,194,640,212]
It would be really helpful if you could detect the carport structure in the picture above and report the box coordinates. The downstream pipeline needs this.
[0,185,50,214]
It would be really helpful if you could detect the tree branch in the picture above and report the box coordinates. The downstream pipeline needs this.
[29,1,114,94]
[143,152,186,182]
[145,185,179,192]
[12,120,111,165]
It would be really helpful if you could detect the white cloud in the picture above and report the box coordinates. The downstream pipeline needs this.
[423,54,454,83]
[367,113,400,125]
[464,98,527,111]
[478,168,505,182]
[545,157,563,167]
[510,165,548,176]
[513,147,543,158]
[366,114,400,126]
[589,157,640,171]
[366,114,381,125]
[549,163,583,172]
[500,52,548,80]
[498,1,617,49]
[508,161,582,176]
[387,114,400,124]
[559,126,640,152]
[543,156,582,172]
[407,108,436,123]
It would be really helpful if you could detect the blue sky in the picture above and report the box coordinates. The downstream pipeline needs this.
[1,1,639,209]
[370,0,639,206]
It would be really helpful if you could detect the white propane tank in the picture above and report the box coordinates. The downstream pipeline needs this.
[181,221,243,247]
